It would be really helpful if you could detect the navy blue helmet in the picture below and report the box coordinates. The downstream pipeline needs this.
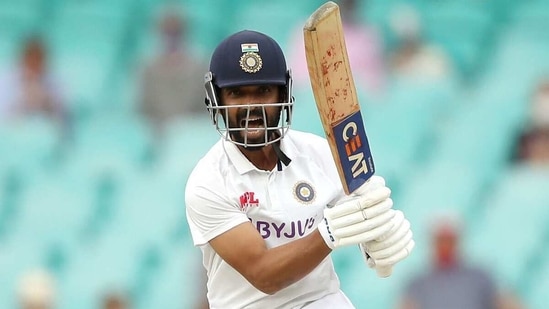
[204,30,294,147]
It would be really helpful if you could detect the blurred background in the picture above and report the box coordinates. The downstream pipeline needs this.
[0,0,548,308]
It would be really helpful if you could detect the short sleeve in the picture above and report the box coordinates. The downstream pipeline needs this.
[185,179,250,246]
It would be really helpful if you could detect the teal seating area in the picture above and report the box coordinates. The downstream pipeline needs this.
[1,0,549,308]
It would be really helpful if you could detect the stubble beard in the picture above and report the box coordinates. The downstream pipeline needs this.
[227,107,281,149]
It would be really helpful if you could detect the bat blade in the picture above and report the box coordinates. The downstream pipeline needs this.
[304,1,392,278]
[303,1,374,195]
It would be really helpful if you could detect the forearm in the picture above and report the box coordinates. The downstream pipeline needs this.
[208,221,332,295]
[246,229,331,294]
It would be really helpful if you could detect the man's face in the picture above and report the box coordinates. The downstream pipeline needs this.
[23,42,45,75]
[219,84,282,147]
[434,229,458,268]
[524,128,549,163]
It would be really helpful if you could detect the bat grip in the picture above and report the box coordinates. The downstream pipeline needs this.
[376,265,393,278]
[355,179,394,277]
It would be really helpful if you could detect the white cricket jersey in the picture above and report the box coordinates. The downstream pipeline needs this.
[185,129,355,309]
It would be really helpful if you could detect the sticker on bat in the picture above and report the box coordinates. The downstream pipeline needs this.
[332,110,375,193]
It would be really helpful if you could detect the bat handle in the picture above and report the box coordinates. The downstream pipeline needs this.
[376,265,393,278]
[355,178,394,277]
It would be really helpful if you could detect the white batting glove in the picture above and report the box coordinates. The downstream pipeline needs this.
[359,209,415,270]
[318,176,395,249]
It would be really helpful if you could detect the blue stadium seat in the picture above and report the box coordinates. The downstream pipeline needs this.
[0,1,42,67]
[0,241,49,309]
[422,1,494,76]
[47,47,118,116]
[358,0,426,50]
[0,117,62,182]
[180,1,233,55]
[56,232,143,309]
[290,87,325,137]
[114,174,186,247]
[464,164,549,289]
[0,168,23,240]
[135,0,230,59]
[8,173,93,247]
[53,0,132,27]
[364,79,457,189]
[0,1,42,34]
[394,160,484,225]
[132,1,184,62]
[135,245,204,309]
[340,249,412,309]
[332,243,421,309]
[389,160,486,286]
[228,0,311,52]
[153,115,220,188]
[46,0,133,115]
[509,1,549,28]
[68,112,153,168]
[427,97,519,187]
[527,255,549,309]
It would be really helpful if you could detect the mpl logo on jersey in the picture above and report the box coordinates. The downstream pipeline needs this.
[239,191,260,211]
[332,110,375,193]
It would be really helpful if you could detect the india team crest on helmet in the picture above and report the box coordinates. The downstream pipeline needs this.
[240,43,262,73]
[293,181,315,204]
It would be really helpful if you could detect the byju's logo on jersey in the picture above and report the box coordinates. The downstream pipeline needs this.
[293,181,316,204]
[239,191,260,211]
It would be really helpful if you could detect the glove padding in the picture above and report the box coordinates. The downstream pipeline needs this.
[318,176,395,249]
[359,209,415,268]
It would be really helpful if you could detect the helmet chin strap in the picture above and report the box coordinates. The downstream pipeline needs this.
[271,131,291,171]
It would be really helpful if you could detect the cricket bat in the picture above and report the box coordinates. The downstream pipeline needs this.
[303,1,392,277]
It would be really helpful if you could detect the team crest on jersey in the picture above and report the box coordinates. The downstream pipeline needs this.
[239,191,260,211]
[293,181,315,204]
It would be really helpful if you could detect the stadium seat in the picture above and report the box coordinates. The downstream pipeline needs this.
[0,0,42,67]
[134,0,230,60]
[8,173,93,247]
[45,0,133,116]
[527,255,549,309]
[135,245,204,309]
[340,250,412,309]
[290,87,325,137]
[465,164,549,289]
[0,169,23,241]
[153,115,220,187]
[389,159,486,284]
[56,232,143,309]
[426,98,520,187]
[487,21,549,81]
[181,1,233,55]
[0,1,42,34]
[332,241,422,309]
[422,1,494,77]
[114,174,186,248]
[509,1,549,28]
[394,160,485,224]
[68,112,154,168]
[228,0,311,51]
[53,0,132,26]
[358,0,426,50]
[0,117,62,182]
[364,79,457,190]
[0,241,50,309]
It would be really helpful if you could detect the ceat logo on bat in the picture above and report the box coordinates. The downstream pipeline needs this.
[332,111,375,193]
[239,191,260,211]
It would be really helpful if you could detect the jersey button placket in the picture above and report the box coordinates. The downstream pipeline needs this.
[265,171,277,210]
